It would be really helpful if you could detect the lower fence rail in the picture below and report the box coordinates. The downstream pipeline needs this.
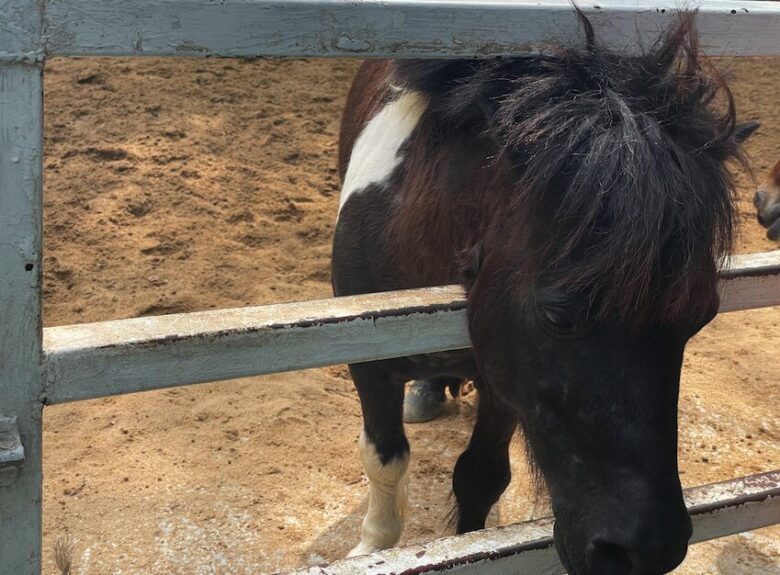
[284,471,780,575]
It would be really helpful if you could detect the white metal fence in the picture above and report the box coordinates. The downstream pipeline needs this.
[1,2,779,574]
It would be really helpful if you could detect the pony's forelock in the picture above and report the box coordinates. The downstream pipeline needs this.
[393,13,743,326]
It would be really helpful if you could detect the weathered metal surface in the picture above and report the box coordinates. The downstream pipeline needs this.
[43,287,470,404]
[39,0,780,59]
[42,252,780,405]
[0,417,25,486]
[686,471,780,544]
[0,58,44,574]
[719,250,780,312]
[0,0,43,62]
[282,471,780,575]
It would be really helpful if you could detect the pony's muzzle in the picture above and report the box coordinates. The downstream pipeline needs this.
[584,510,692,575]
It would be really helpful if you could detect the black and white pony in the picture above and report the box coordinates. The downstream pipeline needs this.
[332,14,752,575]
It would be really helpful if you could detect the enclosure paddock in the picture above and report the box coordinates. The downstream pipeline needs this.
[2,2,780,574]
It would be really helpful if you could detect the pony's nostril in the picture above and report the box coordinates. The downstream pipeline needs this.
[754,190,766,208]
[586,539,633,575]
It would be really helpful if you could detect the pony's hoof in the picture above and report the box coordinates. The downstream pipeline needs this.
[403,379,447,423]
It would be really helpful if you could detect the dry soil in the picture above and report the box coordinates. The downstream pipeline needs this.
[40,56,779,575]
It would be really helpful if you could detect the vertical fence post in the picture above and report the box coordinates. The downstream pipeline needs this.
[0,2,44,573]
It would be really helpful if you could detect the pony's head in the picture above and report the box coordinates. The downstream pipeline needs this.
[396,13,747,575]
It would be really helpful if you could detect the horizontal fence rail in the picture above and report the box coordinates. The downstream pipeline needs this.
[2,0,777,60]
[43,250,780,405]
[42,287,469,404]
[284,471,780,575]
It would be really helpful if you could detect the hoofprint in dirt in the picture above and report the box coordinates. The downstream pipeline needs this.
[42,57,779,574]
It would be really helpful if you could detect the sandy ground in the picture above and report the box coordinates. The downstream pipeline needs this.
[40,56,779,575]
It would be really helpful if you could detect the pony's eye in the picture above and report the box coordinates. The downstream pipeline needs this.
[536,303,580,335]
[540,307,574,328]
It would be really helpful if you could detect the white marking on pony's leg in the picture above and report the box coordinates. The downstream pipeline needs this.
[338,91,428,215]
[348,431,410,557]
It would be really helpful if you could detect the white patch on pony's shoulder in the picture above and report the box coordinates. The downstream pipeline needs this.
[339,91,428,213]
[347,431,410,557]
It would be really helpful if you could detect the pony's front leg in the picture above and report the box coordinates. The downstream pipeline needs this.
[347,362,410,557]
[452,387,517,533]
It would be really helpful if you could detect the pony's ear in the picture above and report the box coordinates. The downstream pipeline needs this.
[733,120,760,143]
[393,60,505,128]
[459,241,483,287]
[477,95,500,125]
[392,61,477,96]
[473,93,508,151]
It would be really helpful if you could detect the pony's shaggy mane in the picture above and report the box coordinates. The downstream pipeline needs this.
[393,13,743,326]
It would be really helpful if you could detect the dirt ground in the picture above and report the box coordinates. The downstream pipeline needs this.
[40,55,779,575]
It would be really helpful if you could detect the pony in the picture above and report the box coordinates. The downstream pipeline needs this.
[331,13,752,575]
[755,156,780,240]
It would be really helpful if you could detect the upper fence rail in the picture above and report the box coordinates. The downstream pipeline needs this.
[3,0,780,61]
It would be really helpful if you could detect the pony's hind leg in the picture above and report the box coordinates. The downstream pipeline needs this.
[452,388,517,533]
[347,362,410,557]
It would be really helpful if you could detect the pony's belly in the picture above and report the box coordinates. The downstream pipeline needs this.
[379,349,477,383]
